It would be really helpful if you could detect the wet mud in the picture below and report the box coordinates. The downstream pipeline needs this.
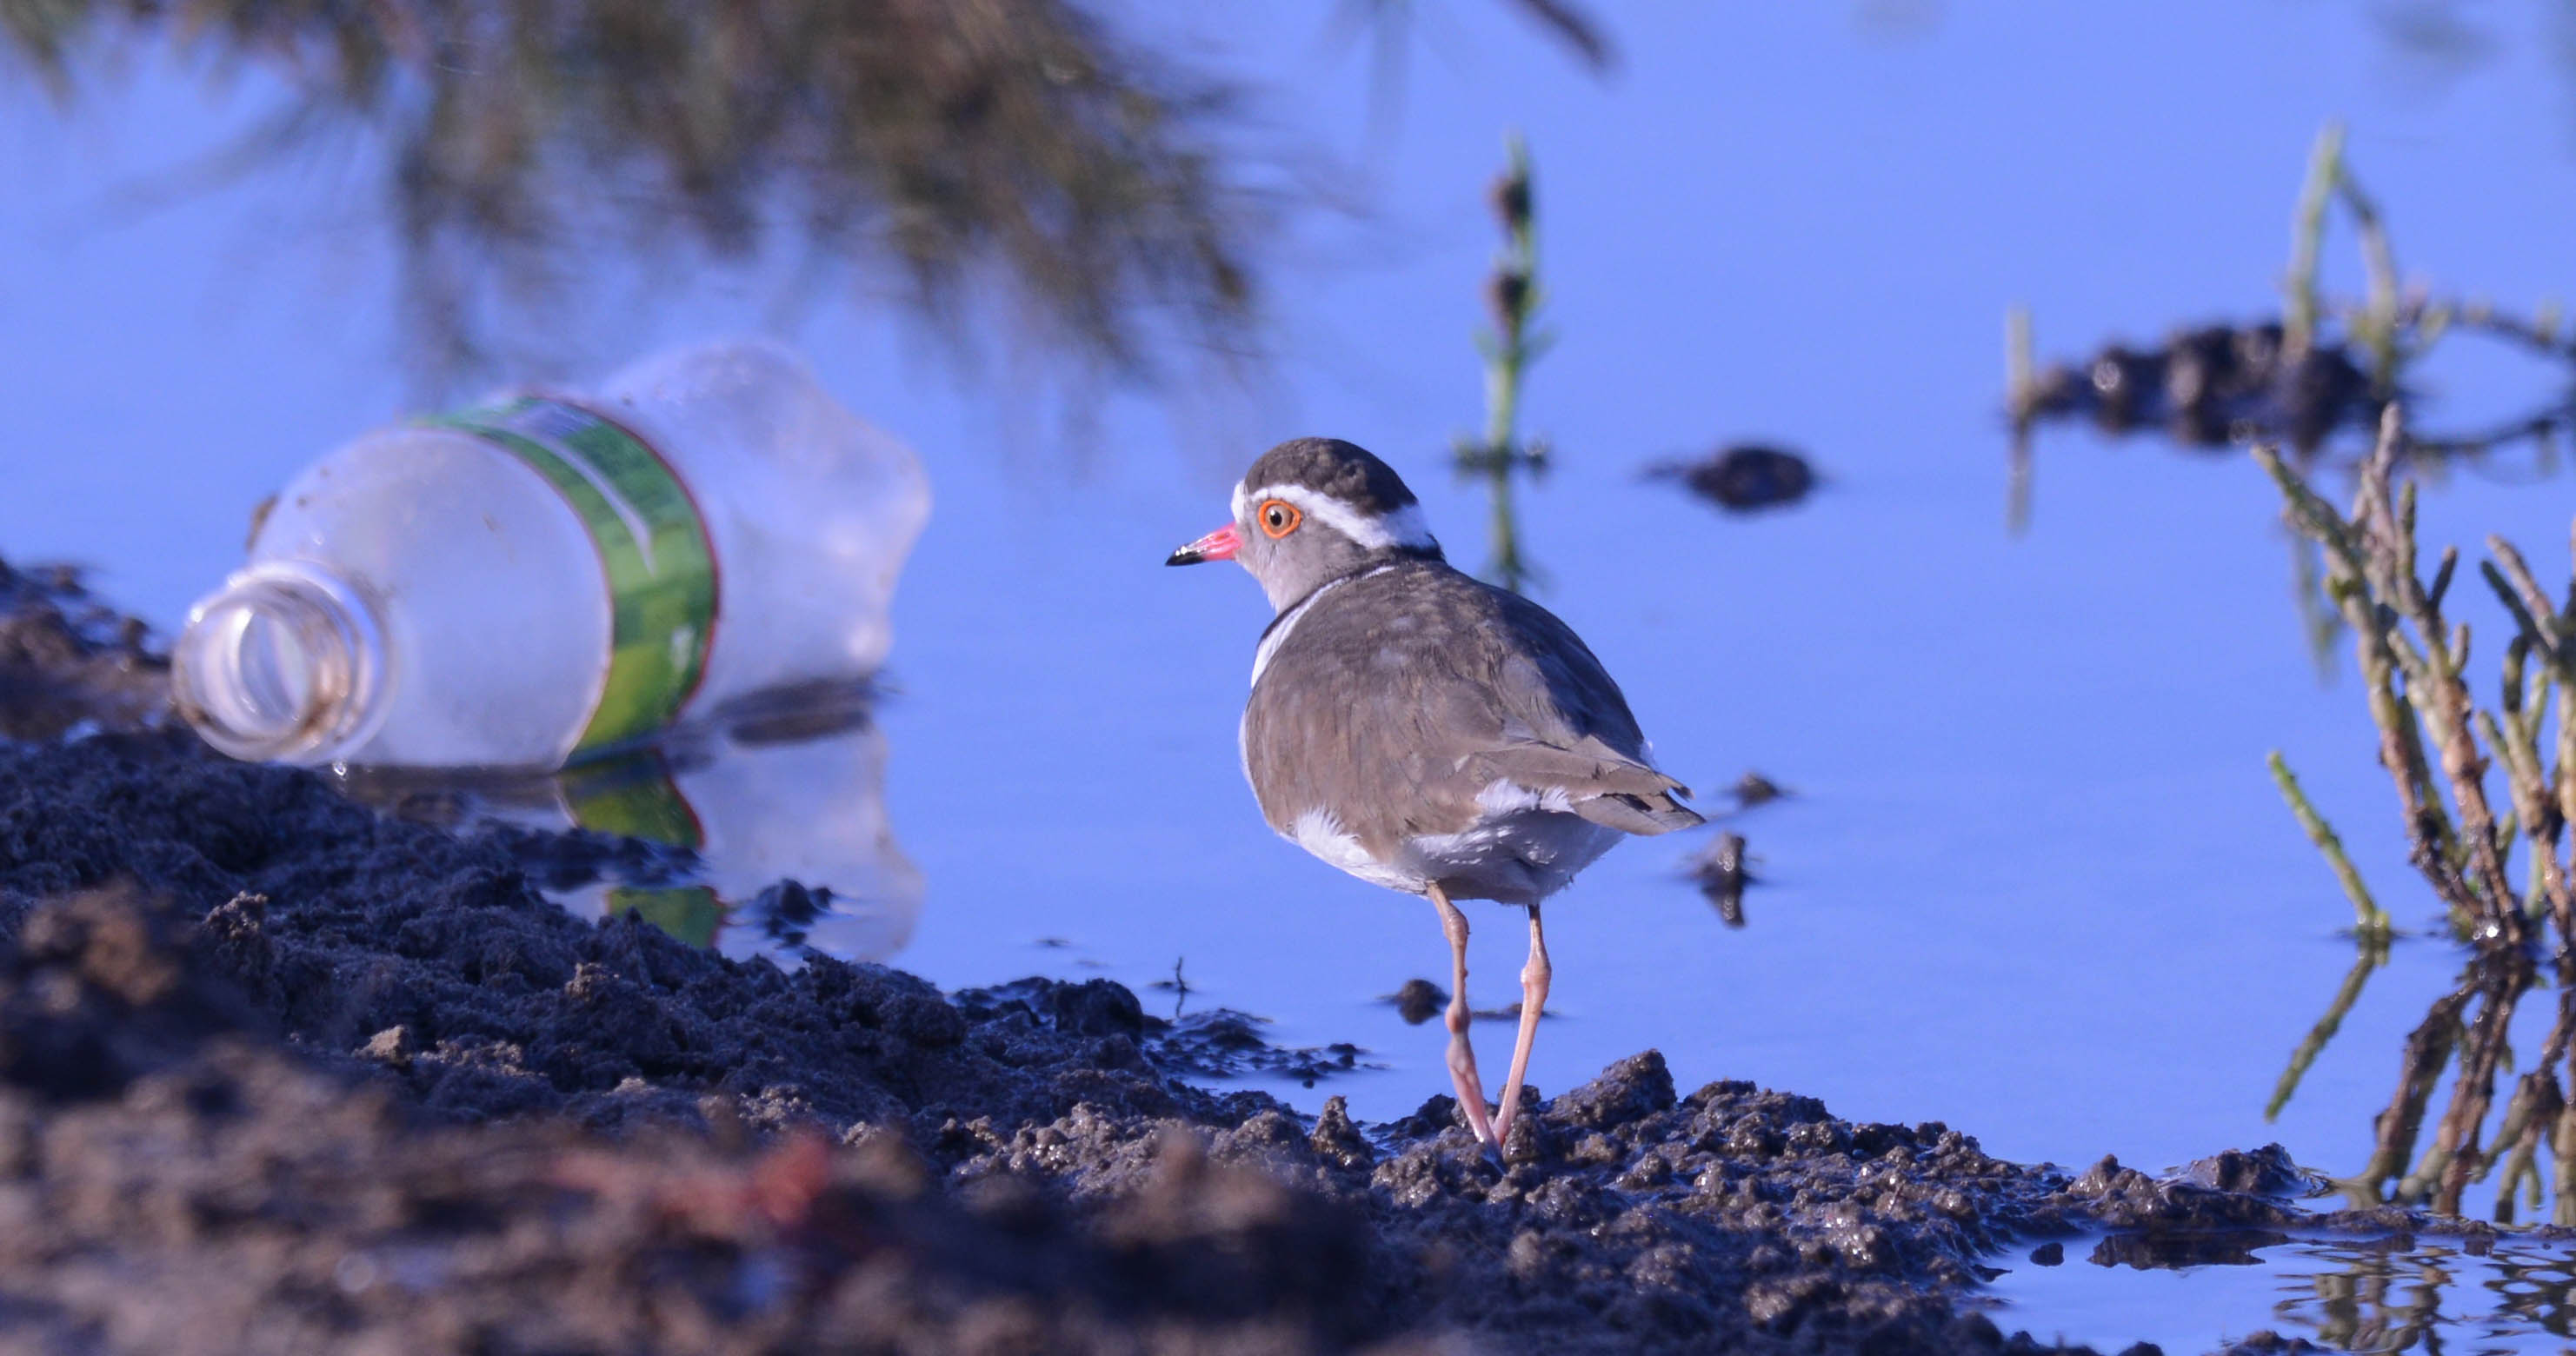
[0,561,167,743]
[0,557,2531,1355]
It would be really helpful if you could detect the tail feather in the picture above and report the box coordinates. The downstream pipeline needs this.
[1481,735,1690,800]
[1477,734,1704,838]
[1572,788,1705,836]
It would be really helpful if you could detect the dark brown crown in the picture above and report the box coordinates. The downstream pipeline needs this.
[1240,438,1419,515]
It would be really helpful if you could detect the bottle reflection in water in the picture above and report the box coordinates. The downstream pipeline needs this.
[351,685,922,965]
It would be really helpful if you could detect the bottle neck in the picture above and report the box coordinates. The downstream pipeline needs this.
[172,562,386,764]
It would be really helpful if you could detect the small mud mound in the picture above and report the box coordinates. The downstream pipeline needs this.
[0,561,166,742]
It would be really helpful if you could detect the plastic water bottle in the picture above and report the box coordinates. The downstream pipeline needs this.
[172,341,931,769]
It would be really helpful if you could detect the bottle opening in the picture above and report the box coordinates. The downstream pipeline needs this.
[173,563,385,763]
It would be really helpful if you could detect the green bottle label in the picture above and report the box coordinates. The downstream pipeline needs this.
[428,396,718,759]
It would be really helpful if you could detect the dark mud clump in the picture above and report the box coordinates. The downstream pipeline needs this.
[0,561,166,741]
[0,555,2432,1353]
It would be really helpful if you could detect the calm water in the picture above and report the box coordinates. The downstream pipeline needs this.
[1987,1231,2576,1354]
[10,5,2576,1350]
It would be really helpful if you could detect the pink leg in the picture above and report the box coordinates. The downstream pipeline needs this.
[1428,884,1498,1147]
[1492,903,1550,1148]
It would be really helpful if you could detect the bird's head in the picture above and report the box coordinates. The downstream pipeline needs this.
[1165,437,1443,611]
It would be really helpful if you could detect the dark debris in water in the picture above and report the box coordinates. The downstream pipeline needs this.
[1691,829,1754,926]
[2088,1228,2293,1270]
[734,876,867,954]
[2012,322,2377,452]
[1733,770,1789,808]
[1646,443,1818,513]
[955,975,1369,1087]
[1388,977,1446,1026]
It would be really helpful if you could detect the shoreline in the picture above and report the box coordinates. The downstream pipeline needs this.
[0,562,2466,1353]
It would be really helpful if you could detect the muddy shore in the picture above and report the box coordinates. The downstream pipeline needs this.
[0,556,2458,1354]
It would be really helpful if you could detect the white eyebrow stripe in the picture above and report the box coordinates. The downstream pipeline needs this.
[1235,482,1438,553]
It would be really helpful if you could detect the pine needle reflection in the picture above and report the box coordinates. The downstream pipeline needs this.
[1,0,1255,384]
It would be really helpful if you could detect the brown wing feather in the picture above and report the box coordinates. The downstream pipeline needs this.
[1241,562,1701,857]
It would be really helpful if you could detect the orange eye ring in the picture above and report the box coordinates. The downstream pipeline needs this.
[1256,498,1301,539]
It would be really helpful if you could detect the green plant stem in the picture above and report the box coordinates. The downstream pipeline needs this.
[1469,131,1540,594]
[2006,305,2034,535]
[2269,750,2390,934]
[2286,121,2344,358]
[2256,435,2480,928]
[1484,257,1528,590]
[2338,166,2403,393]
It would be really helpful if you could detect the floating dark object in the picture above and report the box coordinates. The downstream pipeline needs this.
[1647,445,1816,513]
[1388,978,1447,1026]
[1145,958,1193,994]
[2013,322,2376,453]
[1732,772,1787,808]
[738,879,837,951]
[2087,1226,2291,1272]
[1690,831,1753,926]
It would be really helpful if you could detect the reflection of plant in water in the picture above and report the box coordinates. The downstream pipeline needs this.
[1453,134,1551,594]
[2,0,1256,382]
[1336,0,1613,127]
[2272,1238,2576,1351]
[2257,406,2576,1220]
[3,0,1627,389]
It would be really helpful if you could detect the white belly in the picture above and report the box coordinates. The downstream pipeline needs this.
[1402,808,1622,905]
[1281,801,1622,906]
